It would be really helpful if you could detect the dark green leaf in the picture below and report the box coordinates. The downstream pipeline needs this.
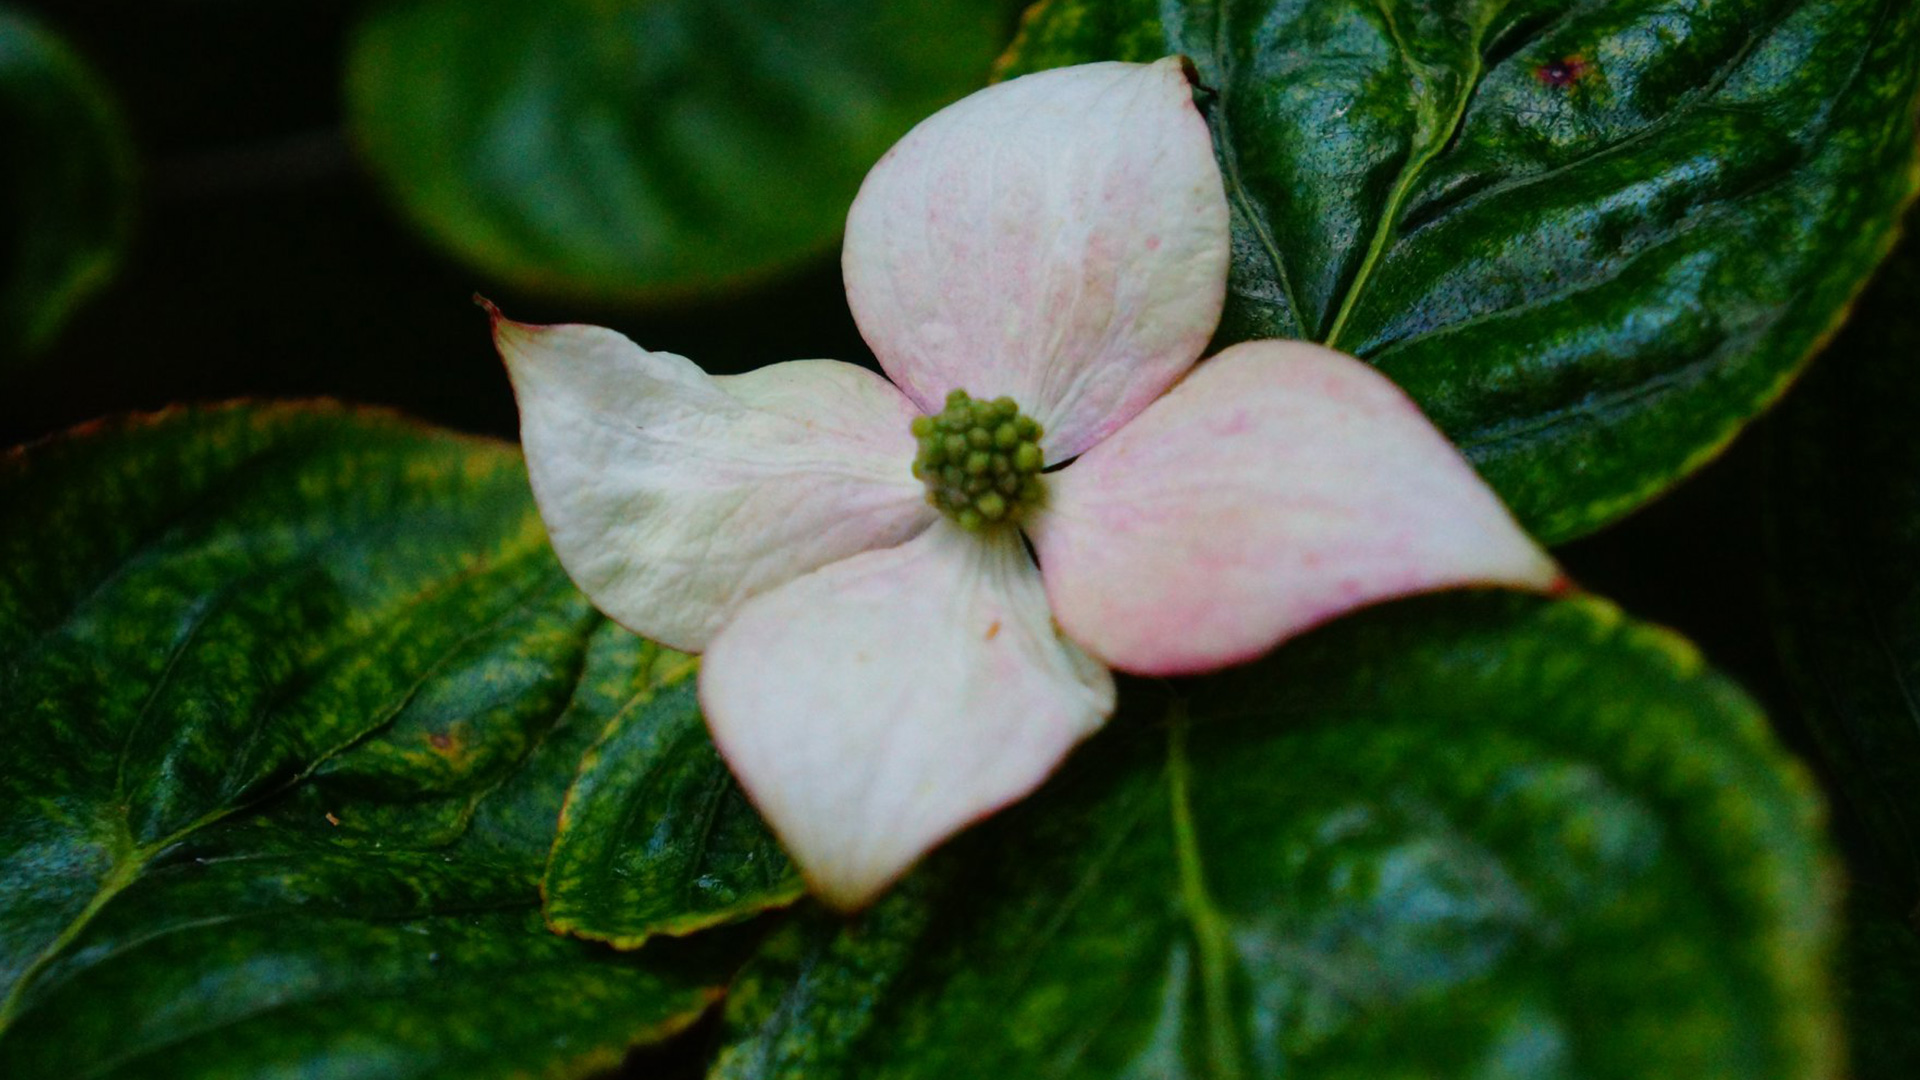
[0,7,135,362]
[347,0,1011,304]
[0,405,758,1078]
[544,652,803,947]
[714,592,1836,1080]
[1000,0,1920,543]
[1765,208,1920,912]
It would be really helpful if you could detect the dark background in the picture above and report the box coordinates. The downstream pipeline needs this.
[0,0,1815,816]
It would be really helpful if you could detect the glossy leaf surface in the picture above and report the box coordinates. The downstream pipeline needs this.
[715,593,1835,1080]
[0,405,756,1078]
[1001,0,1920,542]
[1765,210,1920,913]
[0,7,135,362]
[543,650,803,947]
[348,0,1010,303]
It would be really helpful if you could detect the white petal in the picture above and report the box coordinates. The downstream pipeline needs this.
[700,521,1115,910]
[492,310,934,652]
[1029,340,1565,676]
[843,57,1229,461]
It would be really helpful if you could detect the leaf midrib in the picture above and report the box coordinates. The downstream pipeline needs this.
[1166,701,1246,1079]
[1323,2,1498,350]
[0,811,199,1030]
[0,541,564,1036]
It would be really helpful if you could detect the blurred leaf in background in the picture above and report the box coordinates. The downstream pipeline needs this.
[0,5,134,365]
[0,0,853,453]
[348,0,1017,305]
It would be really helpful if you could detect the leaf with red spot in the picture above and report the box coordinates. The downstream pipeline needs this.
[1000,0,1920,544]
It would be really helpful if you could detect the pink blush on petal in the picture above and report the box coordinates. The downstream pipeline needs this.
[1030,339,1562,677]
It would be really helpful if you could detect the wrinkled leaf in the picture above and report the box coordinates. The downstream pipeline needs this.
[0,7,135,362]
[348,0,1011,303]
[1001,0,1920,542]
[544,652,803,948]
[1765,207,1920,914]
[715,592,1836,1080]
[0,405,766,1078]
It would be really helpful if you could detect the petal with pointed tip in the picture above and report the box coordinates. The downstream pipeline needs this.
[700,521,1115,910]
[1029,340,1565,676]
[493,314,933,652]
[843,57,1228,462]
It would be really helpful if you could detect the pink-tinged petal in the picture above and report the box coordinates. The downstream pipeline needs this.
[1029,340,1565,676]
[701,521,1115,910]
[491,309,934,653]
[843,57,1228,462]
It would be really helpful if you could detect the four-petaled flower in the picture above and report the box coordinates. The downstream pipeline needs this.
[488,58,1560,909]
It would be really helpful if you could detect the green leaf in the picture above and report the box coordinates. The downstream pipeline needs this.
[544,653,804,947]
[714,592,1837,1080]
[999,0,1920,543]
[0,405,766,1078]
[347,0,1011,304]
[0,7,136,362]
[1764,208,1920,912]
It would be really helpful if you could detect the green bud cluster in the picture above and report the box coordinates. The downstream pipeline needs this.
[910,389,1047,531]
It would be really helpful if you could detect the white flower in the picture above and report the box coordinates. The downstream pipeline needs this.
[488,58,1560,910]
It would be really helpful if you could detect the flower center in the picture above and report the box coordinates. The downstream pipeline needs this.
[910,389,1047,531]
